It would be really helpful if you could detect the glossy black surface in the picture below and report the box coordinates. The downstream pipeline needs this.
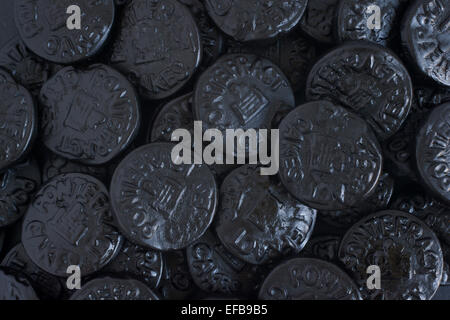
[336,0,408,46]
[306,42,413,140]
[103,240,164,289]
[0,158,41,227]
[0,76,36,171]
[22,173,123,277]
[110,0,202,100]
[194,54,295,142]
[15,0,115,64]
[401,0,450,86]
[279,101,383,210]
[204,0,308,42]
[39,64,141,165]
[216,165,316,265]
[1,244,64,299]
[110,143,217,251]
[339,210,444,300]
[187,230,268,296]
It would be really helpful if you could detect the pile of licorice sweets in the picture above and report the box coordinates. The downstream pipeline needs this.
[0,0,449,300]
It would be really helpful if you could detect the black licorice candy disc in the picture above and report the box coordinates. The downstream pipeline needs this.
[21,173,123,277]
[110,0,202,100]
[279,100,383,211]
[258,258,361,300]
[14,0,115,64]
[299,0,338,44]
[0,158,41,228]
[186,229,268,296]
[39,64,141,165]
[0,267,39,300]
[401,0,450,87]
[194,53,295,134]
[416,102,450,204]
[339,210,444,300]
[103,240,164,289]
[0,76,36,171]
[215,165,317,265]
[336,0,406,46]
[204,0,308,42]
[1,244,64,300]
[306,42,413,140]
[70,277,159,300]
[110,143,218,251]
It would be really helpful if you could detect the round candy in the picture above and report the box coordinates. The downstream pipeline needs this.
[22,173,123,277]
[103,240,164,289]
[416,103,450,204]
[41,152,108,184]
[204,0,308,42]
[110,143,218,251]
[279,101,383,211]
[299,0,338,44]
[306,42,413,140]
[110,0,202,100]
[216,165,316,265]
[0,268,39,300]
[0,158,41,227]
[401,0,450,87]
[0,75,36,171]
[70,277,159,300]
[14,0,115,64]
[194,54,295,135]
[259,258,361,300]
[39,64,141,165]
[1,244,64,300]
[336,0,406,46]
[186,230,267,296]
[339,210,444,300]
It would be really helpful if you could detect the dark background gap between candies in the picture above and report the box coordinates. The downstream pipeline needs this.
[0,0,449,300]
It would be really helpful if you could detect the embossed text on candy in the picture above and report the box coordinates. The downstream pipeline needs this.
[171,121,279,175]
